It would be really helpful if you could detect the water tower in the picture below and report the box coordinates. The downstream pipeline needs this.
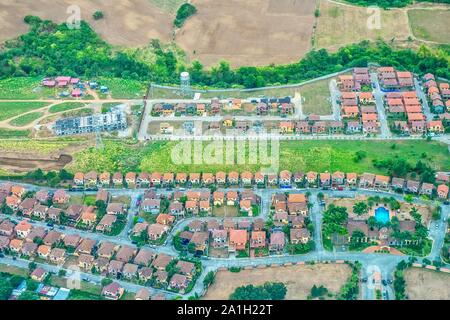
[180,71,191,96]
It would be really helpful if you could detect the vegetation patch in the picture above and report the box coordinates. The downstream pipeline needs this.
[9,112,44,126]
[0,102,49,121]
[408,9,450,44]
[174,3,197,27]
[0,128,31,138]
[49,102,86,114]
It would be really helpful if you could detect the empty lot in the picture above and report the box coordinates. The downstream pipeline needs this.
[408,9,450,44]
[203,263,351,300]
[404,268,450,300]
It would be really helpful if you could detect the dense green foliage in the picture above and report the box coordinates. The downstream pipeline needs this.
[174,3,197,27]
[229,282,287,300]
[1,16,449,89]
[338,262,361,300]
[322,205,349,238]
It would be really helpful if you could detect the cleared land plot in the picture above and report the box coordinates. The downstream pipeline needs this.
[408,9,450,43]
[9,111,44,126]
[213,206,239,217]
[203,263,351,300]
[99,78,147,99]
[66,139,450,176]
[315,1,411,50]
[0,0,173,47]
[404,268,450,300]
[299,79,332,115]
[49,102,86,114]
[176,0,317,67]
[0,102,49,121]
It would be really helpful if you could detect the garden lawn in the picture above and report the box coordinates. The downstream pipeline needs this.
[49,102,86,114]
[69,139,449,175]
[0,102,49,121]
[9,112,44,126]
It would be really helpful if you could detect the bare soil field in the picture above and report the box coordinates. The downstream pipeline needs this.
[315,0,411,51]
[0,0,173,46]
[176,0,317,68]
[203,263,351,300]
[404,268,450,300]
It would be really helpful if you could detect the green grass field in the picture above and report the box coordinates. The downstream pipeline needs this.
[408,9,450,44]
[0,102,49,121]
[68,139,449,175]
[99,78,147,99]
[299,79,332,115]
[9,112,44,126]
[49,102,86,114]
[0,77,54,100]
[0,128,31,138]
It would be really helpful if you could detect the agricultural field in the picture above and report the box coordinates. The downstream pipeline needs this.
[0,129,30,139]
[176,0,317,67]
[315,0,411,50]
[0,102,49,121]
[0,0,173,47]
[203,263,351,300]
[49,102,87,114]
[299,79,332,115]
[66,139,449,176]
[407,9,450,44]
[9,112,44,127]
[404,268,450,300]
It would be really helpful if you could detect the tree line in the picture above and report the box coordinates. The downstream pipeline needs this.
[0,16,449,89]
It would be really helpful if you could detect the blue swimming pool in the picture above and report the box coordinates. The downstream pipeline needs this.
[375,207,390,224]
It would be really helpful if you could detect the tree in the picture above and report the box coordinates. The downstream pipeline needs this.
[353,202,369,216]
[367,216,377,229]
[18,290,39,300]
[101,278,113,287]
[93,11,104,20]
[203,271,215,288]
[310,285,328,298]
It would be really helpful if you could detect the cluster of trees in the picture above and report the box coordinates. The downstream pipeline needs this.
[372,159,436,183]
[338,262,361,300]
[322,205,349,238]
[309,285,329,299]
[174,3,197,28]
[229,282,287,300]
[22,169,74,186]
[1,16,449,89]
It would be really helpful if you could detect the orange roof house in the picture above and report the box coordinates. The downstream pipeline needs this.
[229,229,248,252]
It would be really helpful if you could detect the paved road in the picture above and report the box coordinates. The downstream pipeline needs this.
[414,78,433,121]
[370,73,392,138]
[329,79,342,121]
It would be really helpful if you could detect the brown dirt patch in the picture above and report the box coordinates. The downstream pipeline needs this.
[404,268,450,300]
[203,263,351,300]
[0,0,173,46]
[0,154,72,173]
[176,0,317,68]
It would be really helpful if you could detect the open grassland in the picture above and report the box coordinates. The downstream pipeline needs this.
[404,268,450,300]
[49,102,86,114]
[315,0,411,50]
[204,263,351,300]
[0,129,30,139]
[0,102,49,121]
[408,9,450,44]
[0,77,53,100]
[67,139,449,175]
[99,78,147,99]
[9,111,44,126]
[299,79,332,115]
[149,0,186,14]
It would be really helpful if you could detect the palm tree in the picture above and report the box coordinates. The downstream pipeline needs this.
[353,202,369,216]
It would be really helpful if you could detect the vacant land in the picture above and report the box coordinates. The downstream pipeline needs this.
[0,102,49,121]
[204,263,351,300]
[99,78,147,99]
[49,102,86,114]
[0,78,54,100]
[299,79,332,115]
[315,0,411,50]
[66,139,449,175]
[408,9,450,43]
[404,268,450,300]
[176,0,317,67]
[9,112,44,126]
